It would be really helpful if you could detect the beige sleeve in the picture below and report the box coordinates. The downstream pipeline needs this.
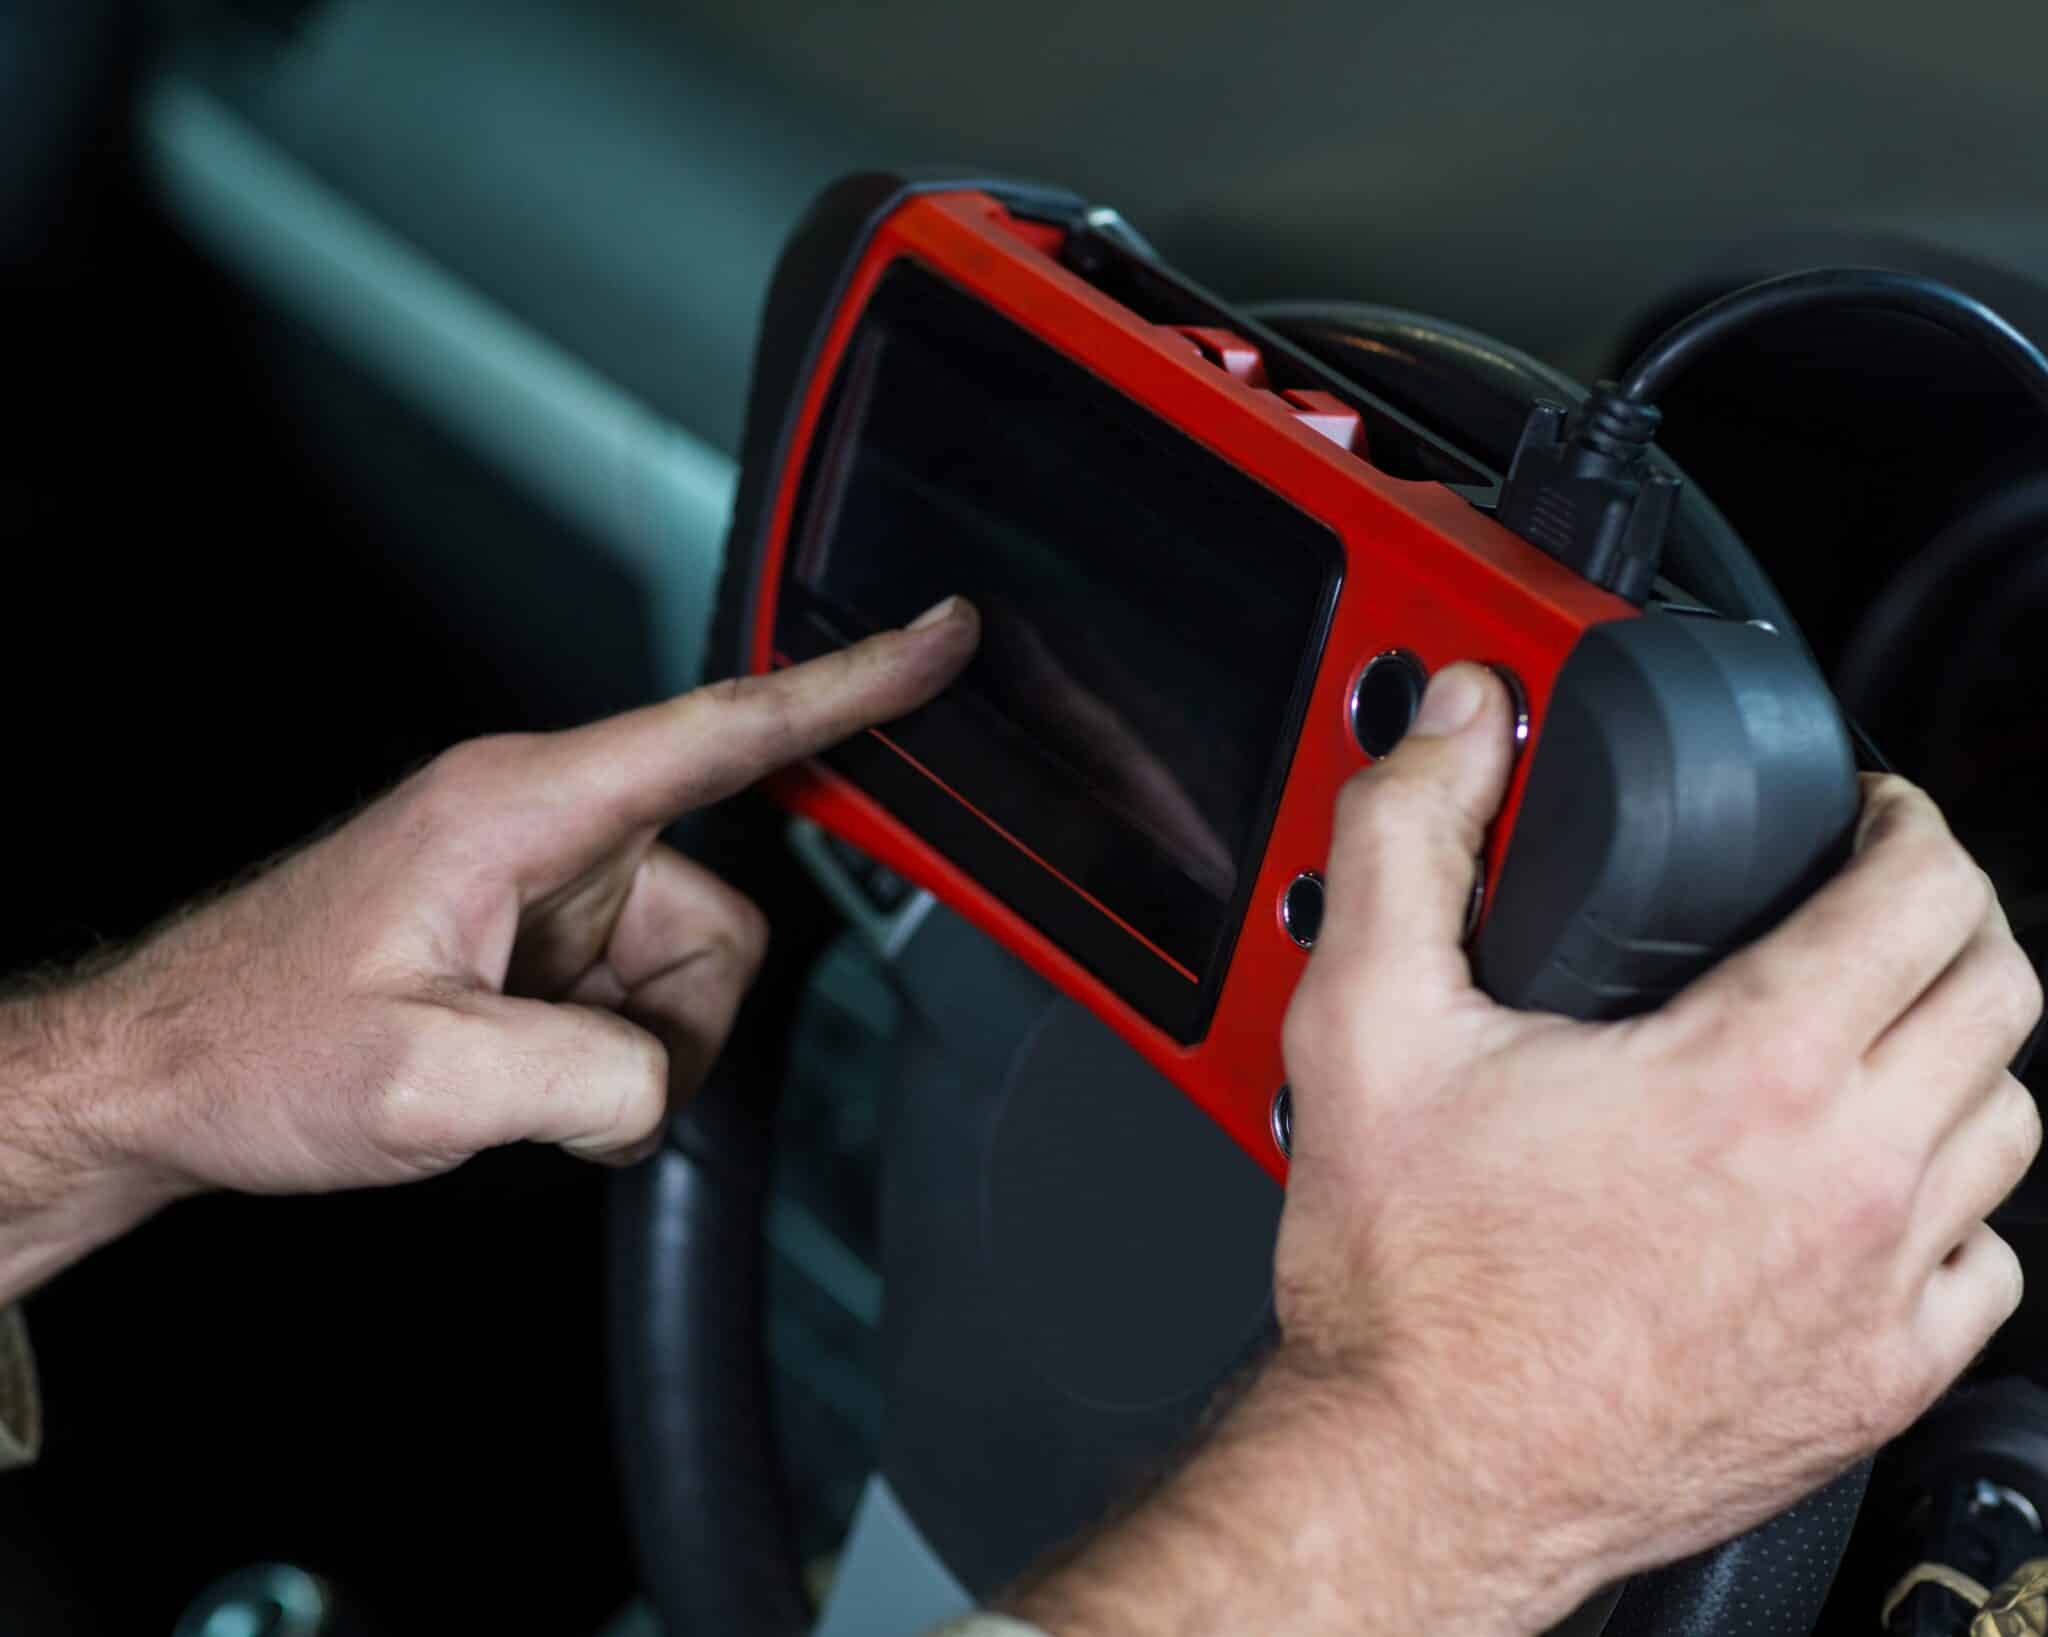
[0,1306,41,1470]
[925,1620,1049,1637]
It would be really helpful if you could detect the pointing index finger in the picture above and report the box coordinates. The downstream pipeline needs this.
[557,595,979,834]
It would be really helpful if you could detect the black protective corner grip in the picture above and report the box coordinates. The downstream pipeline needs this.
[1475,612,1860,1019]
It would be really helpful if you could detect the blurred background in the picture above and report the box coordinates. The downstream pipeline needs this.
[5,1,2048,1631]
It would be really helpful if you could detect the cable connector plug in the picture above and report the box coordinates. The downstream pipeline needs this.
[1494,385,1680,605]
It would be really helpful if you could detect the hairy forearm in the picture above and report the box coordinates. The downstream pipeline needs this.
[0,980,174,1306]
[1005,1352,1605,1637]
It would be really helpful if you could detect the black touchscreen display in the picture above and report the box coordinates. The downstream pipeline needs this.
[773,261,1341,1041]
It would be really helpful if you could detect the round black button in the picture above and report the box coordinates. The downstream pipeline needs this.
[1488,664,1530,749]
[1281,871,1324,948]
[1350,650,1428,758]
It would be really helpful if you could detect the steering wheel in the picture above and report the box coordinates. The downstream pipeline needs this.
[609,295,1871,1637]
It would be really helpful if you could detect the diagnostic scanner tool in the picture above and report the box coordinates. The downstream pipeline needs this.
[724,173,1860,1181]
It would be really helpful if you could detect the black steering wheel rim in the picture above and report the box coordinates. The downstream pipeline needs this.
[610,298,1871,1637]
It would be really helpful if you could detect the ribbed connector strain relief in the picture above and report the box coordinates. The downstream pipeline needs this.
[1573,386,1661,461]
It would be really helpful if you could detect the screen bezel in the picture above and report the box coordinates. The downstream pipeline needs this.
[772,257,1344,1043]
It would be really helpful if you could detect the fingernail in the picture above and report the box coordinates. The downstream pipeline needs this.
[909,595,962,632]
[1411,663,1489,737]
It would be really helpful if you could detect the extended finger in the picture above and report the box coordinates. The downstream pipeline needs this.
[546,596,978,843]
[1868,894,2042,1143]
[1908,1074,2043,1275]
[1914,1220,2025,1392]
[1672,776,1988,1060]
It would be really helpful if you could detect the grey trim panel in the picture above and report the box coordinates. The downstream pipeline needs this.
[788,818,939,964]
[766,1194,883,1331]
[139,74,734,692]
[815,1475,973,1637]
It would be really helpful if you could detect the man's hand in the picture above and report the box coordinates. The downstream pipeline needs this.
[0,598,977,1303]
[1012,663,2042,1637]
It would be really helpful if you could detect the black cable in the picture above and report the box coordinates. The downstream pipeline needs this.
[1247,301,1807,638]
[1617,267,2048,413]
[1496,267,2048,604]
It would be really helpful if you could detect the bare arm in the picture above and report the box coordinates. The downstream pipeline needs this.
[0,990,168,1308]
[0,598,980,1308]
[1010,1356,1594,1637]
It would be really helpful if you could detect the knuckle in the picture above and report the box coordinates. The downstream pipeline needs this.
[1864,839,1979,947]
[1739,1024,1840,1122]
[1283,973,1359,1088]
[1858,775,1942,852]
[1333,763,1480,881]
[1947,935,2041,1054]
[589,1004,667,1081]
[1332,765,1398,841]
[2021,946,2046,1023]
[714,884,772,973]
[1337,762,1426,833]
[362,1014,463,1158]
[573,1009,670,1151]
[1281,977,1334,1074]
[615,1027,672,1141]
[428,734,509,787]
[1996,1231,2028,1320]
[1669,955,1772,1054]
[1997,1079,2044,1188]
[1998,945,2046,1039]
[1941,835,1987,899]
[1893,827,1980,907]
[368,1078,458,1161]
[1840,1147,1918,1250]
[703,669,802,756]
[1960,1232,2026,1349]
[411,735,534,831]
[1866,773,1925,814]
[363,1075,425,1154]
[1948,852,1997,922]
[629,1023,671,1097]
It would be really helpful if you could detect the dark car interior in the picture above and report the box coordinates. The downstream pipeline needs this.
[8,3,2048,1633]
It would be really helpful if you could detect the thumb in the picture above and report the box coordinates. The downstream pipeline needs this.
[1313,663,1517,1013]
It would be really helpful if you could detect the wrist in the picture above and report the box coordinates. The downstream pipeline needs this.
[1254,1342,1612,1635]
[0,975,185,1304]
[1009,1344,1609,1637]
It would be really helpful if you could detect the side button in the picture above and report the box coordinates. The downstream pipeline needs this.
[1350,650,1429,758]
[1271,1086,1294,1158]
[1283,390,1365,454]
[1171,325,1268,385]
[1282,871,1325,949]
[1487,665,1530,749]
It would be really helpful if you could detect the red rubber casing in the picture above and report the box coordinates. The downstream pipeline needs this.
[743,188,1635,1182]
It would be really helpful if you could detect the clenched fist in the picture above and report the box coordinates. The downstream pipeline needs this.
[0,598,978,1303]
